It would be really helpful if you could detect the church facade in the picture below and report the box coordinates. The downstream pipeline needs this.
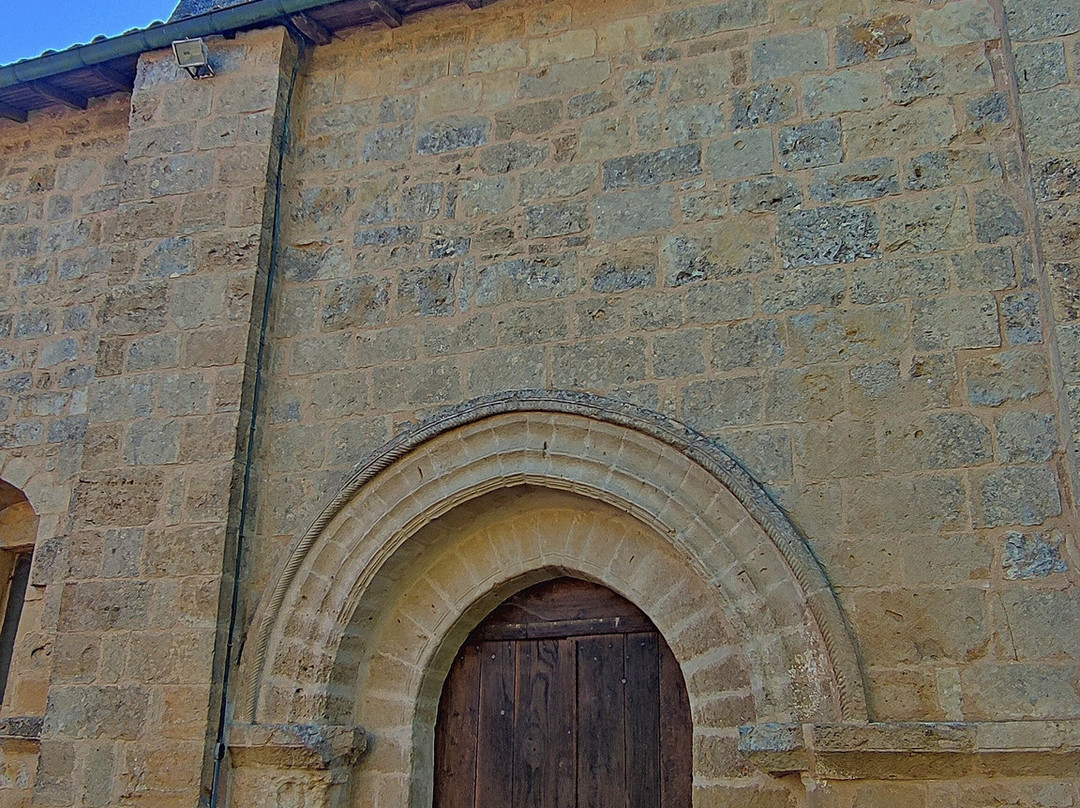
[0,0,1078,805]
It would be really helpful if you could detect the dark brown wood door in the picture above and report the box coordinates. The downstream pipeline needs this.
[434,578,692,808]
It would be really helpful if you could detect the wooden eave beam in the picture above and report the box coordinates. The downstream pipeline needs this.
[0,100,28,123]
[28,80,88,110]
[367,0,402,28]
[290,12,333,45]
[91,65,133,92]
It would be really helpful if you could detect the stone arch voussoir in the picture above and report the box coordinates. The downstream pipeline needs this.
[239,391,867,740]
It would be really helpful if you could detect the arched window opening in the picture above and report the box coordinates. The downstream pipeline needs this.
[0,480,37,703]
[434,577,692,808]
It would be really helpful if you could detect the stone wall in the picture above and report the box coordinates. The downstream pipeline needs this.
[254,0,1078,732]
[0,0,1076,805]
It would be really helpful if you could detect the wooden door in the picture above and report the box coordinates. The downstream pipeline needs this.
[434,578,692,808]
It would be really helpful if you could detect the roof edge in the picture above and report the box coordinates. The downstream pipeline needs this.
[0,0,331,89]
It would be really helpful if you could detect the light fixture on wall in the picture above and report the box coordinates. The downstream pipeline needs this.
[172,38,215,79]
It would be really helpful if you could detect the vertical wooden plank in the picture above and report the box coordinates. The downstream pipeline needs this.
[659,640,693,808]
[624,631,660,808]
[434,643,481,808]
[514,638,576,808]
[577,634,626,808]
[476,640,516,808]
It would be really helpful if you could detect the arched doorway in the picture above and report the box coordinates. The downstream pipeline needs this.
[434,577,692,808]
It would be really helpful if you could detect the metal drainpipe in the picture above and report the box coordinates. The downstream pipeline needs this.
[207,24,307,808]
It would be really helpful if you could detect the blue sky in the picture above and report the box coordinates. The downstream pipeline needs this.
[1,1,177,65]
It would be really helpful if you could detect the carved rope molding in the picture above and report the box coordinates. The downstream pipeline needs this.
[240,389,869,722]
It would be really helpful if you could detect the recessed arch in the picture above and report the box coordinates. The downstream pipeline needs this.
[237,391,867,804]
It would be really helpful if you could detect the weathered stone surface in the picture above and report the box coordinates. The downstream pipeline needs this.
[913,295,999,351]
[602,145,701,189]
[917,0,999,46]
[731,82,797,129]
[778,119,843,170]
[711,320,785,370]
[904,149,1001,191]
[1002,292,1043,346]
[810,157,899,202]
[416,116,490,154]
[592,188,676,239]
[1005,0,1080,40]
[751,31,828,80]
[880,191,971,255]
[731,175,801,212]
[1002,531,1068,579]
[965,349,1050,405]
[836,15,915,66]
[705,130,774,178]
[951,246,1016,291]
[778,205,880,268]
[590,252,657,292]
[477,253,579,304]
[851,256,948,303]
[973,190,1027,243]
[976,466,1062,527]
[654,0,768,43]
[789,306,907,364]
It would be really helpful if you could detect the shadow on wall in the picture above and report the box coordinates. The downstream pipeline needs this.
[0,479,37,705]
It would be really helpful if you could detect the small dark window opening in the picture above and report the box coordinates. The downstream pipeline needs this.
[0,550,31,702]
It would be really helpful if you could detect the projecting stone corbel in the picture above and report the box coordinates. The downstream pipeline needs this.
[740,720,1080,779]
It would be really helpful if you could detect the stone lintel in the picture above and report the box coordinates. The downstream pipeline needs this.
[228,723,367,771]
[740,721,1080,779]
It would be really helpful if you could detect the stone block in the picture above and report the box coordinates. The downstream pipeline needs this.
[962,663,1080,720]
[788,306,907,364]
[705,130,774,179]
[1015,42,1068,91]
[477,253,579,304]
[520,165,596,203]
[578,115,634,160]
[711,319,785,370]
[575,297,627,337]
[880,412,992,471]
[965,349,1050,405]
[592,188,676,239]
[1002,531,1068,579]
[551,337,647,388]
[778,119,843,170]
[751,31,828,80]
[44,685,149,740]
[917,0,999,46]
[847,473,966,533]
[569,90,616,119]
[459,177,516,217]
[653,330,706,377]
[321,275,390,330]
[778,205,880,268]
[1034,156,1080,203]
[798,420,877,479]
[1005,0,1080,40]
[810,157,899,202]
[681,376,764,428]
[731,175,801,212]
[995,410,1058,462]
[731,82,797,129]
[881,190,971,255]
[494,100,563,137]
[904,149,1001,191]
[973,189,1027,243]
[664,103,725,143]
[602,145,701,189]
[58,580,151,631]
[1001,292,1043,346]
[836,15,915,65]
[1019,89,1080,154]
[686,280,755,323]
[976,466,1062,526]
[763,365,845,422]
[496,304,568,344]
[845,104,957,158]
[519,58,612,98]
[311,372,370,419]
[416,116,490,155]
[467,346,547,397]
[761,267,846,313]
[125,419,181,466]
[361,123,414,162]
[590,252,657,292]
[653,0,768,42]
[525,201,589,238]
[950,246,1016,291]
[1001,588,1080,659]
[855,587,987,665]
[400,182,443,221]
[851,255,948,303]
